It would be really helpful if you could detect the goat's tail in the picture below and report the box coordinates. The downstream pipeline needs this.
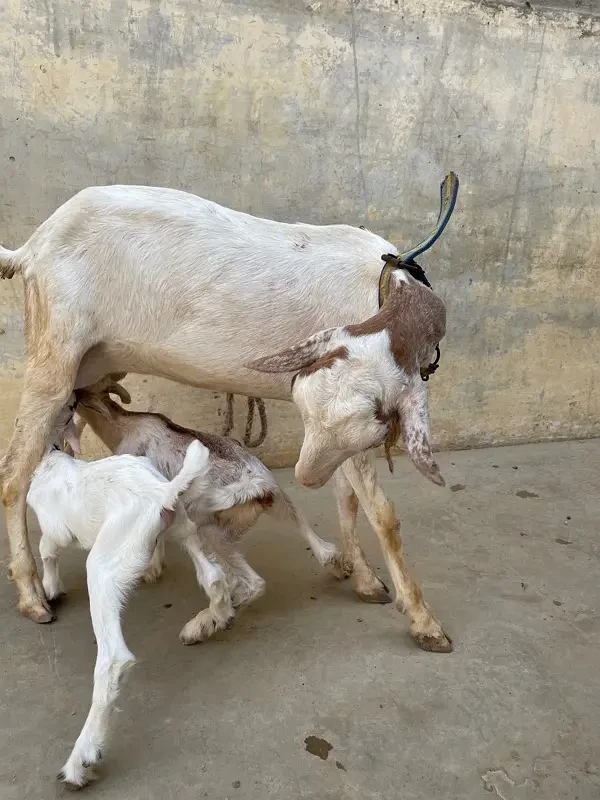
[0,246,21,280]
[163,439,211,507]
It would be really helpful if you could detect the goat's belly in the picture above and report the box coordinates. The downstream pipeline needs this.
[85,339,294,401]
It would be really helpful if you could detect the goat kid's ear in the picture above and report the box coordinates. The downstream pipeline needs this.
[107,382,131,404]
[246,328,341,373]
[64,417,82,456]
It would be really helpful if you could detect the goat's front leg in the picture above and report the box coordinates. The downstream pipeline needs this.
[333,469,392,603]
[342,454,452,653]
[2,344,83,622]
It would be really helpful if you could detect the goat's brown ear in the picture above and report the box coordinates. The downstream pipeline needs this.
[247,328,341,373]
[400,387,445,487]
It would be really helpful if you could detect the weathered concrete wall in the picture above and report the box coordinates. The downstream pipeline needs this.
[1,0,599,465]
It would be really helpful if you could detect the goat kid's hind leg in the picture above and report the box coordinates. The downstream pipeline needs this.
[142,536,166,584]
[226,549,266,610]
[333,469,391,604]
[277,490,345,579]
[59,509,158,788]
[1,319,86,622]
[169,515,234,645]
[39,524,71,602]
[342,454,452,653]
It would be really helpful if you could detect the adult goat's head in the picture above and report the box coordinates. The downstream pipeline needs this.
[248,281,446,488]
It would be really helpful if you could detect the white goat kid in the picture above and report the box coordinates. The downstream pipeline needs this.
[73,376,344,644]
[1,185,451,652]
[26,406,222,787]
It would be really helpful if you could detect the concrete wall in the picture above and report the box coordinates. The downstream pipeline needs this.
[1,0,599,465]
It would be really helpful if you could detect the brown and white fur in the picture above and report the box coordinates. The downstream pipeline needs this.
[0,185,451,652]
[74,376,345,644]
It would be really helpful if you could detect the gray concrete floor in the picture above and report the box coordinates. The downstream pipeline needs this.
[1,440,599,800]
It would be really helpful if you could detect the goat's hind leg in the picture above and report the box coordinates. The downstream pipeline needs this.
[38,517,73,602]
[226,549,266,609]
[142,536,166,584]
[170,516,235,645]
[59,509,158,788]
[273,490,346,579]
[1,302,87,622]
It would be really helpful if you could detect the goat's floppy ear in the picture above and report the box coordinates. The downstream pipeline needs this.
[400,385,444,487]
[247,328,341,373]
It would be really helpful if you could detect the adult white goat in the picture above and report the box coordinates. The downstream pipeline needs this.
[0,178,455,652]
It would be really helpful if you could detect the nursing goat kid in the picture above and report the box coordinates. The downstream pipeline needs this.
[26,403,220,788]
[73,375,344,644]
[0,184,451,652]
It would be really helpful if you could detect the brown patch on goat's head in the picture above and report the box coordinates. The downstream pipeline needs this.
[346,282,446,375]
[297,346,349,378]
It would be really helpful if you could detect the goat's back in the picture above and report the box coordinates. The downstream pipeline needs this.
[116,412,277,515]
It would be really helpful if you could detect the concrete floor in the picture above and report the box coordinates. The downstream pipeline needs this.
[1,440,599,800]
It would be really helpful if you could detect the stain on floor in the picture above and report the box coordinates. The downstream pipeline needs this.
[450,484,466,492]
[304,735,333,760]
[516,490,539,498]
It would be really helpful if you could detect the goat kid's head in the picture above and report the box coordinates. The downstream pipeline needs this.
[74,373,132,420]
[248,282,446,489]
[50,394,81,455]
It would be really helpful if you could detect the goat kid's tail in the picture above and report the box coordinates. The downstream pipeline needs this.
[163,440,211,507]
[0,246,21,280]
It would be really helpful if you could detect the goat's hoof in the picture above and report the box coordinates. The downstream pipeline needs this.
[21,602,55,624]
[356,578,392,604]
[412,629,453,653]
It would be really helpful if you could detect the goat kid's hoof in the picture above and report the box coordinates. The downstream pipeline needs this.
[412,629,453,653]
[58,749,102,789]
[179,615,235,645]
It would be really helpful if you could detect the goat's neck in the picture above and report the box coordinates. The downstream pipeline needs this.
[76,405,127,453]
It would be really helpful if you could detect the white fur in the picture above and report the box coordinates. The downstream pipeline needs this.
[1,185,451,657]
[73,386,346,642]
[26,437,228,788]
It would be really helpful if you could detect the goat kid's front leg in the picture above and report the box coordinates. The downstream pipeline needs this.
[333,469,392,603]
[342,454,452,653]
